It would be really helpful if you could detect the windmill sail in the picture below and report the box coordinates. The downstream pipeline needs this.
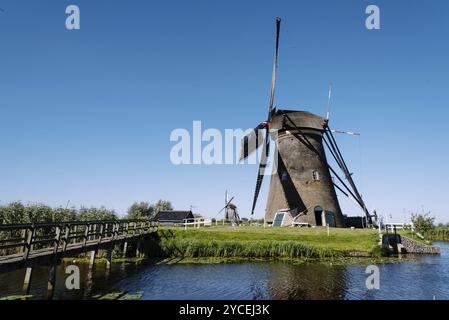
[248,17,281,215]
[239,122,268,161]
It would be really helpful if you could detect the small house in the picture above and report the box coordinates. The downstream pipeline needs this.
[154,210,194,226]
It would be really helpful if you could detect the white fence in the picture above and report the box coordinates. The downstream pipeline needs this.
[183,218,212,229]
[384,222,412,230]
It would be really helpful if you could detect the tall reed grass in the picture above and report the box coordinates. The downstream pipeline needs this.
[149,228,378,259]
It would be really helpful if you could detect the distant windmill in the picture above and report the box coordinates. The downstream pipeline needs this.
[240,17,376,227]
[218,190,240,226]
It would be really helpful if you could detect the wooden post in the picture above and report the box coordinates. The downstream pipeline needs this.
[22,266,33,294]
[123,241,128,258]
[46,264,57,300]
[98,224,104,243]
[72,225,78,245]
[92,224,96,241]
[123,222,129,258]
[53,226,61,254]
[62,226,70,252]
[23,227,35,261]
[83,224,89,248]
[136,240,142,258]
[89,250,96,269]
[106,248,113,270]
[20,228,27,254]
[114,222,119,239]
[22,227,35,294]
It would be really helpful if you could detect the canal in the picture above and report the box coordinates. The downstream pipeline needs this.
[1,242,448,300]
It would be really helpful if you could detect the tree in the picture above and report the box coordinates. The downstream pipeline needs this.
[78,206,117,221]
[127,202,152,219]
[0,202,26,224]
[411,213,435,235]
[152,200,172,217]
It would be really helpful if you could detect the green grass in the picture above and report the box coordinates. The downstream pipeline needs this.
[152,226,380,260]
[397,230,433,245]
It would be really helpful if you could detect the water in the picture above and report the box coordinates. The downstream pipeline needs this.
[1,242,448,300]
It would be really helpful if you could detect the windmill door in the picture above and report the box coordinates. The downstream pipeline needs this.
[272,212,285,227]
[325,211,336,227]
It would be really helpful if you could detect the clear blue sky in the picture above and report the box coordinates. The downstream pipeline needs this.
[1,0,448,223]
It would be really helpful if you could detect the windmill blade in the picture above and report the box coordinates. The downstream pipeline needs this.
[248,17,280,215]
[218,196,235,214]
[239,122,268,161]
[250,131,270,215]
[326,82,333,120]
[268,17,281,121]
[242,17,280,161]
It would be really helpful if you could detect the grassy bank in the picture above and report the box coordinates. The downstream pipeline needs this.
[150,226,381,261]
[63,257,146,264]
[397,230,430,244]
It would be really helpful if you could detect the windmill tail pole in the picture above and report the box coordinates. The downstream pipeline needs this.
[324,127,374,227]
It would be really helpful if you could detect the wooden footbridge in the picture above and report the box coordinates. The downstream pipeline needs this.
[0,219,158,298]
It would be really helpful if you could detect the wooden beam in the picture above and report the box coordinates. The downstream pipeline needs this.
[46,264,57,300]
[22,266,33,294]
[89,250,96,270]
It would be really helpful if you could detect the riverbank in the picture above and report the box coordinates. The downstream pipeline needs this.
[149,226,384,261]
[61,226,416,266]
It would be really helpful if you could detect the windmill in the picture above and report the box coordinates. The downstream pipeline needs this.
[218,190,240,226]
[240,17,376,227]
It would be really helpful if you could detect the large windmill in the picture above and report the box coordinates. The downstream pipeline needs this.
[240,17,376,228]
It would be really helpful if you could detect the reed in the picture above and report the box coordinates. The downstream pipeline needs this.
[151,227,379,259]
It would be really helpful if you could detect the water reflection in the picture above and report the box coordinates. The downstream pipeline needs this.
[266,264,348,299]
[0,242,448,300]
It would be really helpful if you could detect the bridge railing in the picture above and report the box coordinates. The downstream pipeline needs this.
[0,219,158,258]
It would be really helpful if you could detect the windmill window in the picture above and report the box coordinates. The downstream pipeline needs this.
[312,170,320,181]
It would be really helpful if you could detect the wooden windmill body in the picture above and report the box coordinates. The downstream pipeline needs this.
[265,110,344,227]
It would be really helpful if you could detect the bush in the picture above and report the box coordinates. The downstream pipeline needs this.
[0,202,117,224]
[411,213,435,236]
[371,244,389,257]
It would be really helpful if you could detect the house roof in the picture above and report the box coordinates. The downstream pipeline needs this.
[154,210,193,221]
